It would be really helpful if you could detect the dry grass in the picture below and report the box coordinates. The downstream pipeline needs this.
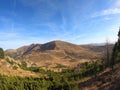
[78,63,120,90]
[6,40,100,63]
[0,59,40,77]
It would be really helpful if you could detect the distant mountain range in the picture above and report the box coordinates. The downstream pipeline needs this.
[81,44,114,52]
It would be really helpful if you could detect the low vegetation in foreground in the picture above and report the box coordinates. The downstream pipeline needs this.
[0,60,103,90]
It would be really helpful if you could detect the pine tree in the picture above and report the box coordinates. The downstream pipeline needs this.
[0,48,4,59]
[118,27,120,40]
[111,27,120,69]
[111,43,116,69]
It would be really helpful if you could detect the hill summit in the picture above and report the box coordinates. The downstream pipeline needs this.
[6,40,99,61]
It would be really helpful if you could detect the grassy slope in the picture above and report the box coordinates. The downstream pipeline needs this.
[78,63,120,90]
[0,58,40,77]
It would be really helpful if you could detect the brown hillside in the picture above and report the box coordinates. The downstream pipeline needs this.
[17,45,30,55]
[21,40,100,61]
[5,40,101,68]
[0,58,39,77]
[23,44,41,55]
[5,45,29,58]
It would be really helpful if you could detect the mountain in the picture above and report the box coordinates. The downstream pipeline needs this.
[5,45,29,59]
[4,42,115,71]
[81,44,114,53]
[6,40,100,59]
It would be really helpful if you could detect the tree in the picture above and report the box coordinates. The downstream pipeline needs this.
[105,39,110,67]
[103,39,110,68]
[0,48,4,59]
[118,27,120,40]
[111,27,120,69]
[111,43,116,69]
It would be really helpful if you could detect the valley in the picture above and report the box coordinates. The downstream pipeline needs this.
[0,39,118,90]
[5,40,110,71]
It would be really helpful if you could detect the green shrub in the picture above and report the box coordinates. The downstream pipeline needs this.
[6,58,14,65]
[0,48,4,59]
[19,61,27,70]
[13,66,18,70]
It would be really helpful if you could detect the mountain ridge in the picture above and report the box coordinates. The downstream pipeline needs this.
[5,40,100,60]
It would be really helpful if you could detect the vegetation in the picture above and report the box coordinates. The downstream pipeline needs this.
[12,65,18,70]
[5,58,15,65]
[111,28,120,68]
[55,64,67,68]
[0,48,4,59]
[0,58,105,90]
[104,39,110,67]
[101,27,120,69]
[19,61,28,70]
[0,74,78,90]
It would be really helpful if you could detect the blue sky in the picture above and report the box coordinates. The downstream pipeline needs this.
[0,0,120,50]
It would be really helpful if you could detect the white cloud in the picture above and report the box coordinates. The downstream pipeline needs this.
[92,8,120,17]
[77,35,117,45]
[101,8,120,15]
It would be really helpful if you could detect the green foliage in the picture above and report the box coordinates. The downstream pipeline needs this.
[0,48,4,59]
[0,75,78,90]
[118,27,120,38]
[19,61,28,70]
[28,66,46,74]
[111,28,120,68]
[13,66,18,70]
[0,59,105,90]
[55,64,66,68]
[5,58,14,65]
[61,61,104,81]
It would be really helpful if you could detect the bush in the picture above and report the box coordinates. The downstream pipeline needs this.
[6,58,14,65]
[13,66,18,70]
[19,61,27,70]
[0,48,4,59]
